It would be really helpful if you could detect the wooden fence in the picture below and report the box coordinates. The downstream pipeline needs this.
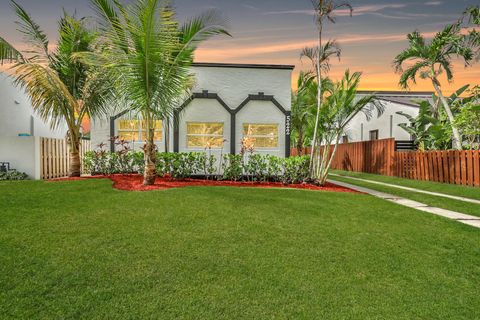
[40,138,91,180]
[292,138,480,187]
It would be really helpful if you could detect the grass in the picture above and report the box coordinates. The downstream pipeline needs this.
[330,170,480,217]
[331,170,480,200]
[1,179,480,319]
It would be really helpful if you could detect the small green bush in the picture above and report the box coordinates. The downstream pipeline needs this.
[0,170,29,181]
[222,154,243,181]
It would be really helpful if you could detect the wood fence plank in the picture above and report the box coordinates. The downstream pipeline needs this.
[442,151,449,184]
[467,151,474,186]
[474,151,480,187]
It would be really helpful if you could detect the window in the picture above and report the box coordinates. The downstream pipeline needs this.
[342,135,349,143]
[118,119,163,142]
[243,124,279,148]
[369,130,379,141]
[186,122,224,148]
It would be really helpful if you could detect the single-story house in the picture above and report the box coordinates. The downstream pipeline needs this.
[91,63,294,158]
[343,91,434,143]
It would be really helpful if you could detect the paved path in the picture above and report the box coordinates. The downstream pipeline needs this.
[329,179,480,229]
[330,174,480,205]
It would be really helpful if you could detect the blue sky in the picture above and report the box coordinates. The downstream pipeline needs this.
[0,0,478,92]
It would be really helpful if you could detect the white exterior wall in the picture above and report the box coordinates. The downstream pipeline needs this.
[344,100,420,143]
[190,66,291,110]
[236,100,285,157]
[91,64,293,157]
[0,73,67,138]
[178,99,231,155]
[0,136,41,179]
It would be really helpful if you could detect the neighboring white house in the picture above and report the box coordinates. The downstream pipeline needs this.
[343,91,434,143]
[91,63,294,158]
[0,73,67,138]
[0,72,68,178]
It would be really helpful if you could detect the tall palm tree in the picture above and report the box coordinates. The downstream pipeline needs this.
[393,23,474,150]
[315,70,382,185]
[292,72,314,155]
[464,6,479,60]
[304,0,352,177]
[83,0,230,185]
[291,72,333,155]
[0,1,113,177]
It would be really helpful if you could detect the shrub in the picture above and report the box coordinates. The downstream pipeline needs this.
[245,154,268,181]
[222,154,243,181]
[282,156,310,184]
[84,148,311,185]
[0,170,28,181]
[266,155,283,182]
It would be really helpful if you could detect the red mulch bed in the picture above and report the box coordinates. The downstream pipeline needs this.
[51,174,359,193]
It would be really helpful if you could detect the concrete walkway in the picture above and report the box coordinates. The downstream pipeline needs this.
[330,174,480,205]
[329,179,480,229]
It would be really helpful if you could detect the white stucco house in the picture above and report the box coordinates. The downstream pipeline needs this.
[0,73,67,139]
[0,73,68,178]
[91,63,294,158]
[343,91,433,147]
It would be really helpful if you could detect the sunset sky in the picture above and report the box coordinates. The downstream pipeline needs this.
[0,0,478,94]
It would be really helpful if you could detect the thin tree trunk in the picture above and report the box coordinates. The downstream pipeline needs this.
[310,23,323,176]
[164,117,170,153]
[318,134,340,185]
[432,80,462,150]
[297,129,304,155]
[68,136,81,177]
[143,119,157,186]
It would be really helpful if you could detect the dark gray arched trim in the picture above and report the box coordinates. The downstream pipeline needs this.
[234,93,291,157]
[173,91,234,153]
[109,110,130,152]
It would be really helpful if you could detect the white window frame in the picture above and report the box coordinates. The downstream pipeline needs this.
[117,119,163,142]
[242,123,280,150]
[186,122,225,150]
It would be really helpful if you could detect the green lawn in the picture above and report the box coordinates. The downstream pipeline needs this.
[330,170,480,217]
[1,179,480,319]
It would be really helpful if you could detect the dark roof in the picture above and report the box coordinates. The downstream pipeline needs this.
[192,62,295,70]
[357,90,434,107]
[357,90,434,96]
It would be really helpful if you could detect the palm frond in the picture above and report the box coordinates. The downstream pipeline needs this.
[12,63,78,130]
[0,36,23,64]
[398,61,430,89]
[11,0,50,62]
[90,0,129,53]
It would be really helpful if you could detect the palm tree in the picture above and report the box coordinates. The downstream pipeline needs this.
[393,23,474,150]
[291,72,333,155]
[304,0,352,177]
[84,0,230,185]
[464,6,479,60]
[315,70,383,185]
[291,72,314,155]
[0,1,113,177]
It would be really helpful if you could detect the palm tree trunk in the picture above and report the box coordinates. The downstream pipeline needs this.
[68,137,81,177]
[143,120,157,186]
[297,129,304,155]
[309,23,323,177]
[432,80,462,150]
[164,117,170,153]
[318,134,340,186]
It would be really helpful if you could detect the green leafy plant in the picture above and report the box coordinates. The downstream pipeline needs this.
[282,156,310,185]
[222,154,243,181]
[0,170,28,181]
